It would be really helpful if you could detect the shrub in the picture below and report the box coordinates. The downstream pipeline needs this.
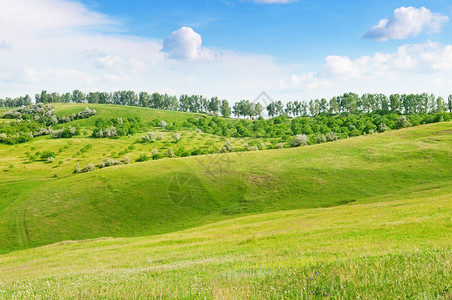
[275,142,284,149]
[247,145,259,151]
[172,133,181,143]
[40,151,56,160]
[219,141,235,153]
[152,153,164,160]
[93,125,118,138]
[160,120,167,128]
[395,116,411,129]
[99,158,121,168]
[121,156,130,164]
[326,132,339,142]
[46,157,55,163]
[316,134,326,144]
[165,148,175,158]
[50,126,79,139]
[292,134,308,147]
[141,132,156,143]
[378,123,389,132]
[136,154,150,162]
[157,133,163,140]
[74,163,95,174]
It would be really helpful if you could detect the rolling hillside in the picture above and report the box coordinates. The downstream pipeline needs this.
[0,176,450,298]
[0,104,450,253]
[0,104,450,298]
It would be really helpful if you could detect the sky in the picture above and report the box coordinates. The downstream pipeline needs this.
[1,0,452,103]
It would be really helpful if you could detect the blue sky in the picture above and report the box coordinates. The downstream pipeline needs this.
[1,0,452,102]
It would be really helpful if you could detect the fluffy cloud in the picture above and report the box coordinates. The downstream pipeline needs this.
[278,73,331,91]
[324,41,452,78]
[162,27,215,61]
[364,7,448,41]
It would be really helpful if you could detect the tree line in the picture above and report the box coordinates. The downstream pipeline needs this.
[1,90,452,117]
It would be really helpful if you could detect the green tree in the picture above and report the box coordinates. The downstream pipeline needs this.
[220,100,231,118]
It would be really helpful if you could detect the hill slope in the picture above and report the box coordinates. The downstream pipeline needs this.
[0,183,450,298]
[0,119,451,253]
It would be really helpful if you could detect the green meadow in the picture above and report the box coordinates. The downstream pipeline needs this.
[0,104,451,298]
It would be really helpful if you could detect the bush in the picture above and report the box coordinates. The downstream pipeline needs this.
[219,141,235,153]
[160,120,167,128]
[152,153,164,160]
[275,142,284,149]
[50,126,79,139]
[378,123,389,133]
[74,163,96,174]
[165,148,175,158]
[326,132,339,142]
[93,126,118,138]
[136,154,150,162]
[99,158,122,168]
[292,134,308,147]
[172,133,181,143]
[40,151,56,160]
[141,132,156,143]
[46,156,55,163]
[395,116,411,129]
[316,134,326,144]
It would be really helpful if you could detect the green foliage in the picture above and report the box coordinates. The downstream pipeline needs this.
[136,154,150,162]
[40,151,56,160]
[92,117,143,138]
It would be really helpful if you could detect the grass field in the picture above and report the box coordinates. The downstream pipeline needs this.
[0,104,451,298]
[0,186,450,298]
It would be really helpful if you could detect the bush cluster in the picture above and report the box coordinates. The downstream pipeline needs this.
[73,163,96,174]
[98,156,130,169]
[92,117,143,138]
[0,105,96,144]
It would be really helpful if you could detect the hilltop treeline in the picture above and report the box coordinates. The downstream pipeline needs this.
[1,90,452,117]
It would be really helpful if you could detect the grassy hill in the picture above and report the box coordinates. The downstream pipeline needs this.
[0,104,450,298]
[0,181,450,298]
[0,104,450,253]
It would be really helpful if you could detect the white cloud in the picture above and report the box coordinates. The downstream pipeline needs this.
[323,41,452,78]
[162,26,215,61]
[1,0,452,102]
[278,73,331,91]
[364,7,448,41]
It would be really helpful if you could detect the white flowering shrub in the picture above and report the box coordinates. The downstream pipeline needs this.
[141,132,156,143]
[74,163,96,174]
[326,132,339,142]
[165,148,175,158]
[219,141,235,153]
[378,123,389,133]
[160,120,167,128]
[395,116,411,129]
[316,134,326,144]
[172,133,181,143]
[293,134,308,147]
[275,142,284,149]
